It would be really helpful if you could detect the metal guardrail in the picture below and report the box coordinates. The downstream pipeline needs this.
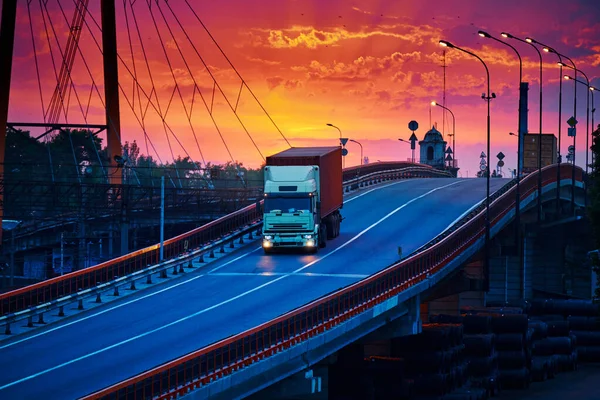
[81,163,583,400]
[0,163,450,330]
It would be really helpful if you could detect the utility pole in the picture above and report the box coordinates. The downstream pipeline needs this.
[60,232,64,276]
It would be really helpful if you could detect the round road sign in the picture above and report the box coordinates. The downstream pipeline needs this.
[408,120,419,131]
[568,145,575,154]
[341,148,349,156]
[497,160,505,167]
[480,164,487,171]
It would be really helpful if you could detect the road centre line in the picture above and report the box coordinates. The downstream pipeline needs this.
[0,180,463,390]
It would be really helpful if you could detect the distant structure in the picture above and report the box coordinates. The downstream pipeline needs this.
[419,125,447,169]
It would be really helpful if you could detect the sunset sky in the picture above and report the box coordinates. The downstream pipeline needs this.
[4,0,600,177]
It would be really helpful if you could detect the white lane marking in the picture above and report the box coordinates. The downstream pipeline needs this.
[210,272,369,279]
[208,247,261,273]
[0,250,258,351]
[0,180,463,390]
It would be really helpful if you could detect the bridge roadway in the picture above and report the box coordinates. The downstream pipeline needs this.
[0,177,509,399]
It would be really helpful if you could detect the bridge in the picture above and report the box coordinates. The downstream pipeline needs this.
[0,163,585,399]
[0,1,593,399]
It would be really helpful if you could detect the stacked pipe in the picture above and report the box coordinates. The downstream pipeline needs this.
[527,319,559,381]
[391,323,485,400]
[530,299,599,364]
[461,307,531,390]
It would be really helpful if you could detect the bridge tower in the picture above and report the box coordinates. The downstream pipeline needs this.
[0,0,18,243]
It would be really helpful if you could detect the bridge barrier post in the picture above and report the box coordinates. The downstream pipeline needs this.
[209,250,215,258]
[160,269,167,279]
[187,260,193,268]
[239,236,244,245]
[78,299,84,310]
[37,312,44,324]
[27,315,33,328]
[95,293,102,303]
[172,265,178,275]
[58,305,65,316]
[219,245,225,254]
[146,273,153,284]
[5,321,10,335]
[130,281,136,290]
[179,263,185,273]
[229,240,235,249]
[198,254,205,263]
[113,286,119,296]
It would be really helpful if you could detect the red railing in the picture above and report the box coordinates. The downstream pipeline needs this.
[0,162,445,316]
[83,164,583,400]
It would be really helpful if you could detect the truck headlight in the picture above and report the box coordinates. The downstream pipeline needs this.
[305,239,315,247]
[264,235,273,240]
[303,234,313,239]
[263,240,272,248]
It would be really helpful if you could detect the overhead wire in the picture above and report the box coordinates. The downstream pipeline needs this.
[27,0,55,182]
[163,1,266,163]
[182,0,292,148]
[73,0,175,187]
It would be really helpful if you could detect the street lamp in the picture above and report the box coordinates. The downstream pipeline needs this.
[561,64,591,177]
[348,139,363,165]
[536,44,565,219]
[502,32,544,223]
[544,48,578,213]
[398,138,414,162]
[327,123,344,168]
[592,86,598,167]
[431,100,456,166]
[439,39,493,292]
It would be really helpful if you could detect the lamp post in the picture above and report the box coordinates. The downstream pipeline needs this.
[398,138,411,162]
[536,44,564,219]
[440,39,493,292]
[327,123,344,168]
[502,32,544,222]
[543,49,578,212]
[431,101,456,165]
[348,139,363,165]
[562,64,591,177]
[592,86,598,167]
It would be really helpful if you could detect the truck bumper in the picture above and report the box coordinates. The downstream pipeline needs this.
[262,234,316,249]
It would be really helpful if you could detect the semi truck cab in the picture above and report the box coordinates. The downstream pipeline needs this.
[262,165,320,251]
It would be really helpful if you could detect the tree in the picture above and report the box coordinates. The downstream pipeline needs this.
[587,123,600,300]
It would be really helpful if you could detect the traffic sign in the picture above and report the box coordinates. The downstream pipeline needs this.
[480,152,486,158]
[340,137,349,146]
[497,152,505,160]
[480,159,487,165]
[480,164,487,171]
[445,154,453,161]
[408,120,419,131]
[567,116,578,127]
[568,145,575,154]
[341,148,348,156]
[497,160,505,167]
[445,147,453,154]
[408,133,418,150]
[568,127,576,137]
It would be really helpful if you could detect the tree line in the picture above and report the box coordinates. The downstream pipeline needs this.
[4,128,264,189]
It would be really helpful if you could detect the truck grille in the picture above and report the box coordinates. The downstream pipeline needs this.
[270,223,305,230]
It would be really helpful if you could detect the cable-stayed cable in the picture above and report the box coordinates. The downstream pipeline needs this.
[182,0,292,148]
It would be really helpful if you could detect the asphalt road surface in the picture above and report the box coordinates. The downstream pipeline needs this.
[0,178,509,399]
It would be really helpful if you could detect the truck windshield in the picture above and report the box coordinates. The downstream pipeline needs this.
[264,196,311,214]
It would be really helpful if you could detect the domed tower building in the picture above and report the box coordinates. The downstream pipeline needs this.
[419,125,447,169]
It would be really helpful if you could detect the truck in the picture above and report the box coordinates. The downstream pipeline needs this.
[261,147,343,253]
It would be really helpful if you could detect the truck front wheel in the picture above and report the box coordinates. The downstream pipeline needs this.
[319,224,327,248]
